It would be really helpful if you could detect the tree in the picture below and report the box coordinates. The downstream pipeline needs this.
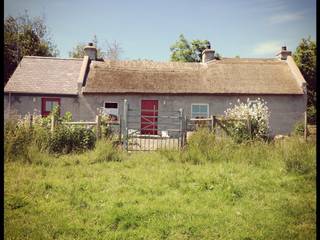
[4,11,59,86]
[170,34,195,62]
[106,40,123,60]
[170,34,220,62]
[69,35,106,59]
[293,37,316,109]
[69,36,123,60]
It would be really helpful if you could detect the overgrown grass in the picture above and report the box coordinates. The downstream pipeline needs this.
[4,134,316,239]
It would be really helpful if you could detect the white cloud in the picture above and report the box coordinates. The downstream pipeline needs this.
[253,41,281,55]
[269,11,304,24]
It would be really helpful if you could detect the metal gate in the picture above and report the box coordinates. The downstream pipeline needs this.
[122,99,186,151]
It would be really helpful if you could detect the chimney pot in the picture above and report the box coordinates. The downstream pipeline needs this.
[202,48,215,63]
[84,43,97,60]
[277,46,291,60]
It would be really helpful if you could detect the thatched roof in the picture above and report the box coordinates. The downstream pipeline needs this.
[83,58,303,95]
[4,56,83,95]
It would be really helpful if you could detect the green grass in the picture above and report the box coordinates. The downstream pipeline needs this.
[4,137,316,240]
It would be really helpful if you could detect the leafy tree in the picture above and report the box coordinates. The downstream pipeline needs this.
[170,34,220,62]
[4,11,59,86]
[293,37,316,107]
[170,34,194,62]
[190,39,211,62]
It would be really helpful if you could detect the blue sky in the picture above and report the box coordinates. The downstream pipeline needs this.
[4,0,316,61]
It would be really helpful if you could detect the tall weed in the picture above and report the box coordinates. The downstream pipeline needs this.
[90,140,123,163]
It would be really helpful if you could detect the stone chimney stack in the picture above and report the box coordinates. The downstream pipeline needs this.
[202,46,215,63]
[276,46,292,60]
[84,42,97,60]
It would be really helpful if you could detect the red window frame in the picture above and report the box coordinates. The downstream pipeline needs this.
[41,97,61,117]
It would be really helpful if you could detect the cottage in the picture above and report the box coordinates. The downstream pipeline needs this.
[4,43,307,136]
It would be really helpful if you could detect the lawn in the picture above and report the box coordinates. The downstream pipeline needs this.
[4,137,316,240]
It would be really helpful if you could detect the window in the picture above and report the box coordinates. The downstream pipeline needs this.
[103,102,119,120]
[191,103,209,119]
[41,97,60,117]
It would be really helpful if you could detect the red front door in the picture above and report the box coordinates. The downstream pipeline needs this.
[141,100,158,135]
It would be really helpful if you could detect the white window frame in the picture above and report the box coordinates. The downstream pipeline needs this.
[103,101,119,120]
[191,103,209,119]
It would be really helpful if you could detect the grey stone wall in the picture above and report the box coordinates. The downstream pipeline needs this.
[4,93,307,136]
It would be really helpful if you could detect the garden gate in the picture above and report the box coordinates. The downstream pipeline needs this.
[122,99,186,151]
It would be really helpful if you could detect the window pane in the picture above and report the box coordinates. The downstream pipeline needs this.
[52,101,59,110]
[45,101,52,111]
[104,102,119,120]
[105,102,118,108]
[192,104,208,118]
[192,105,199,113]
[199,105,208,113]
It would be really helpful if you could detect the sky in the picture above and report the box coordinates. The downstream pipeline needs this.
[4,0,317,61]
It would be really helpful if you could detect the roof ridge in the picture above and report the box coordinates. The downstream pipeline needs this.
[23,56,83,61]
[99,59,203,65]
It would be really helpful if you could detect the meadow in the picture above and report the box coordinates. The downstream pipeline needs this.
[4,134,316,240]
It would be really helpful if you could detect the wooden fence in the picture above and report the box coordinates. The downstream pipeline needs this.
[187,115,251,139]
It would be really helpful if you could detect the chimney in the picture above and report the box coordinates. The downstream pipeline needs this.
[202,48,215,63]
[276,46,291,60]
[84,42,97,60]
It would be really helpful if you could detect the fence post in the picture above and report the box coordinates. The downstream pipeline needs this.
[247,116,252,140]
[212,116,216,133]
[179,108,183,149]
[184,114,187,146]
[123,99,128,150]
[29,114,33,129]
[210,115,213,131]
[96,115,101,139]
[304,111,308,141]
[118,115,122,143]
[51,114,55,133]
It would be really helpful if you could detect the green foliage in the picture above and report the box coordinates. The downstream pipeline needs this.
[47,125,96,154]
[293,37,316,110]
[307,105,316,124]
[4,11,58,86]
[293,121,305,136]
[280,138,315,174]
[170,34,221,62]
[181,127,217,164]
[170,34,194,62]
[90,140,122,163]
[4,118,33,162]
[4,111,97,160]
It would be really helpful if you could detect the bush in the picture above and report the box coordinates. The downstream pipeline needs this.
[307,105,316,124]
[224,98,270,143]
[4,117,33,162]
[293,121,305,136]
[4,111,98,161]
[47,125,96,154]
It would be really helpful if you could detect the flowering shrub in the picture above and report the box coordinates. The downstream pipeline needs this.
[224,98,270,142]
